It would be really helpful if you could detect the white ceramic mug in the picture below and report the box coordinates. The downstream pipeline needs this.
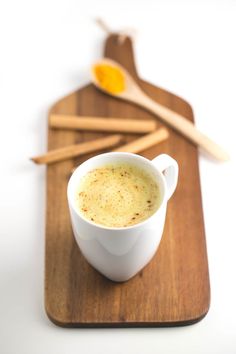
[67,152,178,282]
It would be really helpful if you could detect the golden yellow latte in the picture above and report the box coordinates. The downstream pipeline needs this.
[76,163,160,228]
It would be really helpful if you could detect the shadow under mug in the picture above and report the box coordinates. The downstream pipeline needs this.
[67,152,178,282]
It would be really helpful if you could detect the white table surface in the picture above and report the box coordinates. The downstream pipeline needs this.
[1,0,236,353]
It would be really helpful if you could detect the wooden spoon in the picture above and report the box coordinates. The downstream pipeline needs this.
[91,58,229,162]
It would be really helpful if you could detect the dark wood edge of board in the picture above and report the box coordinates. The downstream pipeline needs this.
[45,309,210,329]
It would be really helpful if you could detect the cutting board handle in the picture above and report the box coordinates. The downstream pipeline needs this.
[104,34,138,79]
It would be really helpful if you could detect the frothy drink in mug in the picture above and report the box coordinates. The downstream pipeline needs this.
[76,162,161,228]
[67,152,178,281]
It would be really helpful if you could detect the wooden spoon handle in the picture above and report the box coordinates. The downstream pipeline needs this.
[136,93,229,161]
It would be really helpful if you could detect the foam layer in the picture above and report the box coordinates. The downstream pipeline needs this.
[75,162,160,228]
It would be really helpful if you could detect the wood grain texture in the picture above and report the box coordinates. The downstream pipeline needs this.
[45,34,210,327]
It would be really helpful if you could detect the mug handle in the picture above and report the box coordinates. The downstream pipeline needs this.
[152,154,179,200]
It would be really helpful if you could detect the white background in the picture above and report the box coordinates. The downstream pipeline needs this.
[1,0,236,353]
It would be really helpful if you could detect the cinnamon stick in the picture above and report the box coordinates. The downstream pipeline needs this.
[112,128,169,153]
[49,114,156,134]
[31,134,123,165]
[70,128,169,173]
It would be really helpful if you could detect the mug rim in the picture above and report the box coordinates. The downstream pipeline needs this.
[67,152,168,231]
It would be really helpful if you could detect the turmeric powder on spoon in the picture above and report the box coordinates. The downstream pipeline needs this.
[93,63,125,94]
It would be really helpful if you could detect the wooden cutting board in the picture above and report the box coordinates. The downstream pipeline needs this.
[45,34,210,327]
